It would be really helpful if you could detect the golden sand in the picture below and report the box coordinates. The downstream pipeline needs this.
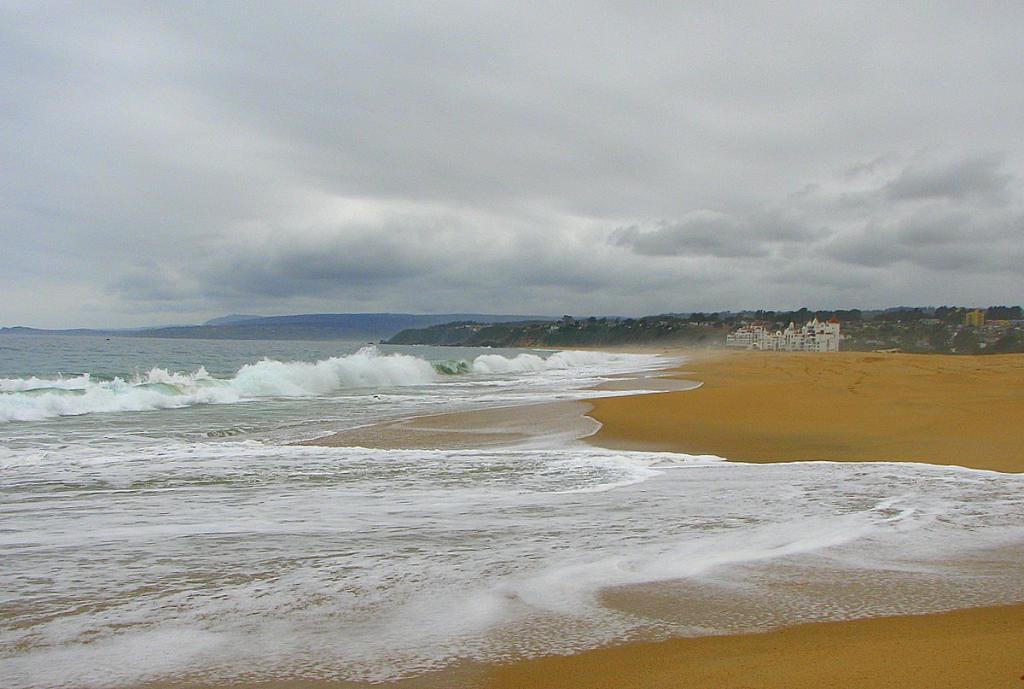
[589,350,1024,473]
[484,603,1024,689]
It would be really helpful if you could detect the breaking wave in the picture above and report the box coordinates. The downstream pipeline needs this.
[0,347,636,422]
[471,349,621,374]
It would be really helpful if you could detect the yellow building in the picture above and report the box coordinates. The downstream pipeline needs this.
[964,309,985,327]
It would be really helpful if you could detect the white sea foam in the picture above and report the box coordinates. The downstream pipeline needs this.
[471,349,623,374]
[3,443,1022,688]
[0,372,240,422]
[228,347,439,396]
[0,347,649,422]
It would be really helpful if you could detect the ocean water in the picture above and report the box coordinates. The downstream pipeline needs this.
[1,336,1023,688]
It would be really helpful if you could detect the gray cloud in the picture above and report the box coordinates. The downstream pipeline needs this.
[205,231,432,299]
[2,2,1024,327]
[611,208,820,259]
[823,208,1024,272]
[611,213,768,258]
[616,152,1023,283]
[884,154,1014,203]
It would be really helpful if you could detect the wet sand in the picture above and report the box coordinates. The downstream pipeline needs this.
[300,399,599,449]
[590,349,1024,473]
[303,375,696,450]
[484,603,1024,689]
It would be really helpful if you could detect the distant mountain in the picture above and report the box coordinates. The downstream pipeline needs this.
[387,316,727,347]
[1,313,556,341]
[0,326,103,336]
[202,314,263,327]
[134,313,555,340]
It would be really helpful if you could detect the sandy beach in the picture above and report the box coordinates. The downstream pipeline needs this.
[157,350,1023,689]
[296,348,1024,689]
[590,349,1024,473]
[487,349,1022,689]
[510,349,1021,688]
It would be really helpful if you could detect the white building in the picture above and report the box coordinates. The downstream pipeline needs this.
[726,318,841,352]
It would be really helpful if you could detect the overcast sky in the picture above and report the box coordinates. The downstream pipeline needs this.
[2,2,1023,328]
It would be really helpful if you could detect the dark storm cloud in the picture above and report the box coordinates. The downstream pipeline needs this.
[611,214,768,258]
[884,154,1014,203]
[2,2,1024,327]
[611,210,817,258]
[205,231,432,299]
[823,207,1024,271]
[617,152,1023,281]
[809,152,1024,274]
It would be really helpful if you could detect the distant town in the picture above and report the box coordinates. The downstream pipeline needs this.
[725,317,841,352]
[388,305,1024,354]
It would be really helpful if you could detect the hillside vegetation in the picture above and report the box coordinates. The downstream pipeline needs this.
[386,316,727,347]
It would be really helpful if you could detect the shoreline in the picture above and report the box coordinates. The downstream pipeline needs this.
[300,364,696,451]
[483,602,1024,689]
[297,347,1024,688]
[543,348,1024,688]
[298,399,599,450]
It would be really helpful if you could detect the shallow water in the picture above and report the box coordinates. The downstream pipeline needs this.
[1,336,1022,688]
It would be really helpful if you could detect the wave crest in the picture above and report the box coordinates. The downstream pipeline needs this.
[0,347,640,422]
[471,349,622,374]
[229,347,438,397]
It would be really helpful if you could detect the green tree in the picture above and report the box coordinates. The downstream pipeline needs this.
[927,325,951,353]
[951,328,980,354]
[990,332,1024,353]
